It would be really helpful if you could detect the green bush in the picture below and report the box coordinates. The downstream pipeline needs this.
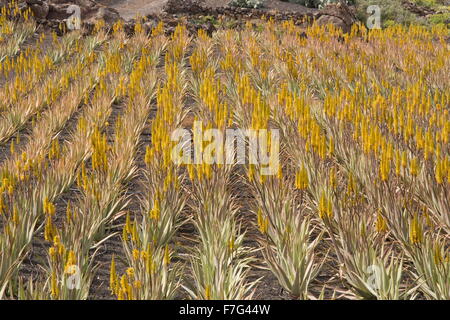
[428,12,450,25]
[355,0,428,28]
[411,0,448,9]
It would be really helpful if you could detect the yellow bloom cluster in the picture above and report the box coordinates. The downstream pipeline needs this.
[199,68,229,129]
[0,1,31,24]
[318,191,333,220]
[146,61,183,170]
[1,50,53,102]
[91,127,109,173]
[43,198,57,241]
[256,207,269,234]
[326,86,449,182]
[47,236,79,299]
[190,46,208,75]
[237,75,269,130]
[409,213,423,245]
[220,50,243,75]
[295,165,309,190]
[110,242,171,300]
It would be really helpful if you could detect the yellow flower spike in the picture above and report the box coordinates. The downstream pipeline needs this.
[228,237,235,251]
[410,157,420,177]
[134,22,143,34]
[49,246,56,261]
[12,205,19,225]
[133,280,142,289]
[329,167,337,189]
[10,140,15,154]
[126,267,135,279]
[132,249,140,261]
[395,150,401,176]
[117,288,125,300]
[140,250,148,261]
[435,158,443,184]
[376,211,388,233]
[380,153,390,182]
[43,197,49,214]
[150,197,160,220]
[409,213,423,245]
[448,166,450,185]
[319,191,328,220]
[66,202,72,223]
[318,135,327,159]
[164,244,170,265]
[48,202,56,216]
[327,197,333,219]
[205,285,211,300]
[122,223,128,241]
[125,212,132,234]
[277,165,283,180]
[58,242,65,257]
[433,243,443,266]
[0,197,4,215]
[262,217,269,234]
[295,165,309,190]
[67,250,76,265]
[51,271,59,299]
[110,255,117,294]
[2,178,9,190]
[64,260,77,275]
[257,207,264,230]
[120,275,128,298]
[401,151,407,168]
[145,246,154,275]
[144,146,152,167]
[44,216,54,242]
[131,222,139,245]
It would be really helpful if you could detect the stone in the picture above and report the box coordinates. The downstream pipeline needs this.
[164,0,205,15]
[91,7,121,25]
[30,2,49,19]
[73,0,96,9]
[317,15,347,31]
[26,0,43,5]
[315,1,357,33]
[47,3,72,20]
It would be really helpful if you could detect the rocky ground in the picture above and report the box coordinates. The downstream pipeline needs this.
[96,0,320,19]
[1,0,361,35]
[2,0,447,36]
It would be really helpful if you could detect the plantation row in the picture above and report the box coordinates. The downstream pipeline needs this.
[0,10,449,299]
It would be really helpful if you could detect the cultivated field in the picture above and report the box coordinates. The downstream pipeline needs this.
[0,4,449,300]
